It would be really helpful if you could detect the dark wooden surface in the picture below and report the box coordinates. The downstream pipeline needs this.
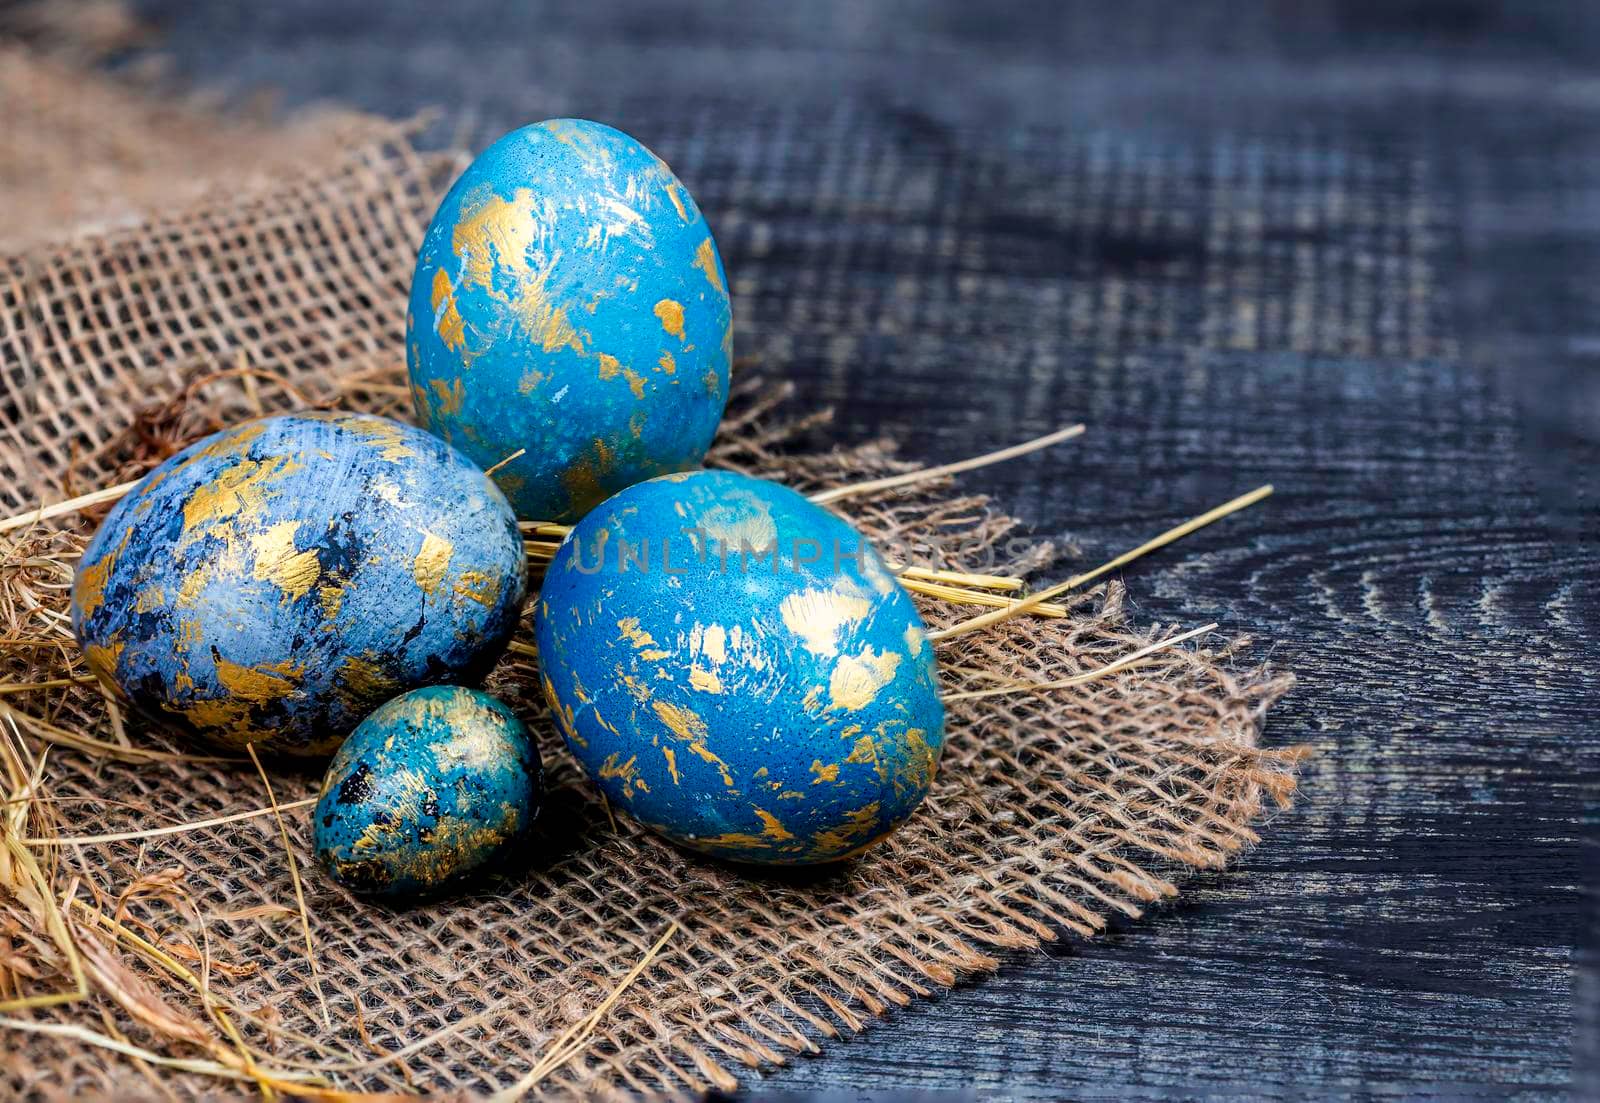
[122,2,1594,1097]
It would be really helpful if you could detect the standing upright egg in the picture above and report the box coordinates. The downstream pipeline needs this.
[536,470,945,864]
[71,413,527,756]
[407,118,733,523]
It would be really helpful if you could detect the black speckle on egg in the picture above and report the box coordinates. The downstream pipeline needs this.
[338,760,374,805]
[402,614,427,646]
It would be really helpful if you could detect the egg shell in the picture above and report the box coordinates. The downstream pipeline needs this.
[71,413,527,756]
[407,118,733,523]
[535,469,945,864]
[314,686,542,900]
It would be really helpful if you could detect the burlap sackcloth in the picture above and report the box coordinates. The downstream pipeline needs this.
[0,51,1301,1100]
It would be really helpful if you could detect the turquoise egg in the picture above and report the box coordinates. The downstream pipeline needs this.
[314,686,543,899]
[71,413,527,756]
[535,470,945,864]
[406,118,733,523]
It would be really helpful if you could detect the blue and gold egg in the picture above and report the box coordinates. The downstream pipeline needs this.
[71,413,527,756]
[535,469,945,864]
[407,118,733,523]
[314,686,542,899]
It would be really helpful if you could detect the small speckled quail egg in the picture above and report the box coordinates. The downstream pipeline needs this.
[314,686,543,900]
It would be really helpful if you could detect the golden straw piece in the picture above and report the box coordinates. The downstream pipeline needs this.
[898,577,1069,618]
[0,675,97,695]
[245,744,332,1032]
[0,480,139,536]
[489,920,680,1101]
[809,423,1086,506]
[25,797,318,847]
[484,448,527,478]
[519,522,572,538]
[69,899,355,1081]
[930,485,1273,642]
[71,897,404,1075]
[0,734,89,1014]
[0,702,233,765]
[522,537,1029,596]
[944,623,1219,702]
[0,1017,313,1085]
[894,564,1023,592]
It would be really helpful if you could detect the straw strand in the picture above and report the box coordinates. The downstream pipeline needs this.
[931,486,1273,642]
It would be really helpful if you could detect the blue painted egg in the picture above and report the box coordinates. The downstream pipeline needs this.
[71,413,527,756]
[314,686,542,899]
[406,118,733,523]
[535,470,945,864]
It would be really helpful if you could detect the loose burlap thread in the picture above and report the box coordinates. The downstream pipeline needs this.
[0,54,1299,1100]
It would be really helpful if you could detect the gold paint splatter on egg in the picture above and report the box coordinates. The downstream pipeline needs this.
[692,237,724,293]
[451,189,586,355]
[134,585,165,614]
[688,667,723,694]
[338,654,400,707]
[664,181,691,224]
[559,439,620,517]
[811,803,888,860]
[699,491,779,551]
[652,699,734,786]
[83,639,124,690]
[903,624,925,657]
[73,527,129,618]
[430,377,466,416]
[827,647,902,711]
[412,531,455,594]
[249,521,321,601]
[752,807,794,841]
[599,752,639,786]
[779,586,872,657]
[597,352,648,399]
[181,454,300,536]
[431,269,467,352]
[697,623,727,664]
[347,416,419,463]
[453,571,501,607]
[213,656,302,703]
[617,617,656,649]
[653,298,686,340]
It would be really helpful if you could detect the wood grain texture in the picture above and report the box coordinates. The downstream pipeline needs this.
[120,1,1595,1096]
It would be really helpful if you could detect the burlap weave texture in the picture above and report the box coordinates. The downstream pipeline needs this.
[0,56,1298,1100]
